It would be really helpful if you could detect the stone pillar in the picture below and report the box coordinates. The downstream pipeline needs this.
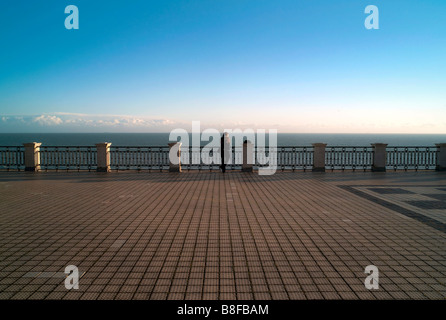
[436,143,446,171]
[371,143,388,172]
[242,140,254,172]
[312,143,327,172]
[96,142,112,172]
[168,142,182,172]
[23,142,42,172]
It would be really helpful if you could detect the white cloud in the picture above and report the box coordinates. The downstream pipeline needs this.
[0,113,186,132]
[3,112,445,134]
[32,115,63,126]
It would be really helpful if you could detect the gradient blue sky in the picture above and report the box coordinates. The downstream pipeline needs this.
[0,0,445,133]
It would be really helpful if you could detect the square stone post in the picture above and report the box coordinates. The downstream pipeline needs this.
[371,143,388,172]
[436,143,446,171]
[23,142,42,172]
[312,143,327,172]
[168,142,182,172]
[96,142,112,172]
[242,140,254,172]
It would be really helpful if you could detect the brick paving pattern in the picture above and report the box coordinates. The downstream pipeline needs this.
[0,171,445,300]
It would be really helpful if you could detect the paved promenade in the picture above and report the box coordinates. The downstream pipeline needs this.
[0,171,445,300]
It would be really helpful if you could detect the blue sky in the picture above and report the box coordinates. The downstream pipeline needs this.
[0,0,445,133]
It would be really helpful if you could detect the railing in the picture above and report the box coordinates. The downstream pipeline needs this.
[40,146,97,171]
[109,146,315,171]
[0,145,441,172]
[110,146,169,171]
[109,145,438,171]
[0,146,24,171]
[110,146,249,171]
[272,147,313,171]
[181,146,222,171]
[326,146,374,171]
[181,146,253,171]
[387,147,437,171]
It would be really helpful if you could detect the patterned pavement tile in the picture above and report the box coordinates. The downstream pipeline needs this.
[0,171,445,300]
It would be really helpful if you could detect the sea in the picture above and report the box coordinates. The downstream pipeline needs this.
[0,133,445,147]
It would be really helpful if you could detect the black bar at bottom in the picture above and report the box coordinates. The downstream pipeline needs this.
[0,300,442,319]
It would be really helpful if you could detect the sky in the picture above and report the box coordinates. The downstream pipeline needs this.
[0,0,445,133]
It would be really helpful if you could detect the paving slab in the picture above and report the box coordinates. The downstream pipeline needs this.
[0,171,445,300]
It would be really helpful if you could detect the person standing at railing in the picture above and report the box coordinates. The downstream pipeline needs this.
[220,132,230,173]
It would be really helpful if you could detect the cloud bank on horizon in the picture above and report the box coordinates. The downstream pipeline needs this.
[0,112,445,134]
[0,113,180,133]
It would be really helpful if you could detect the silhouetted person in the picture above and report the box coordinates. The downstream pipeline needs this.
[220,132,230,173]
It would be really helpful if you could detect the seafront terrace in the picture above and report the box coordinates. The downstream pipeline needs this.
[0,170,445,300]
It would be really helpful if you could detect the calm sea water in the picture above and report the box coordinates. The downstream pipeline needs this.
[0,133,445,147]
